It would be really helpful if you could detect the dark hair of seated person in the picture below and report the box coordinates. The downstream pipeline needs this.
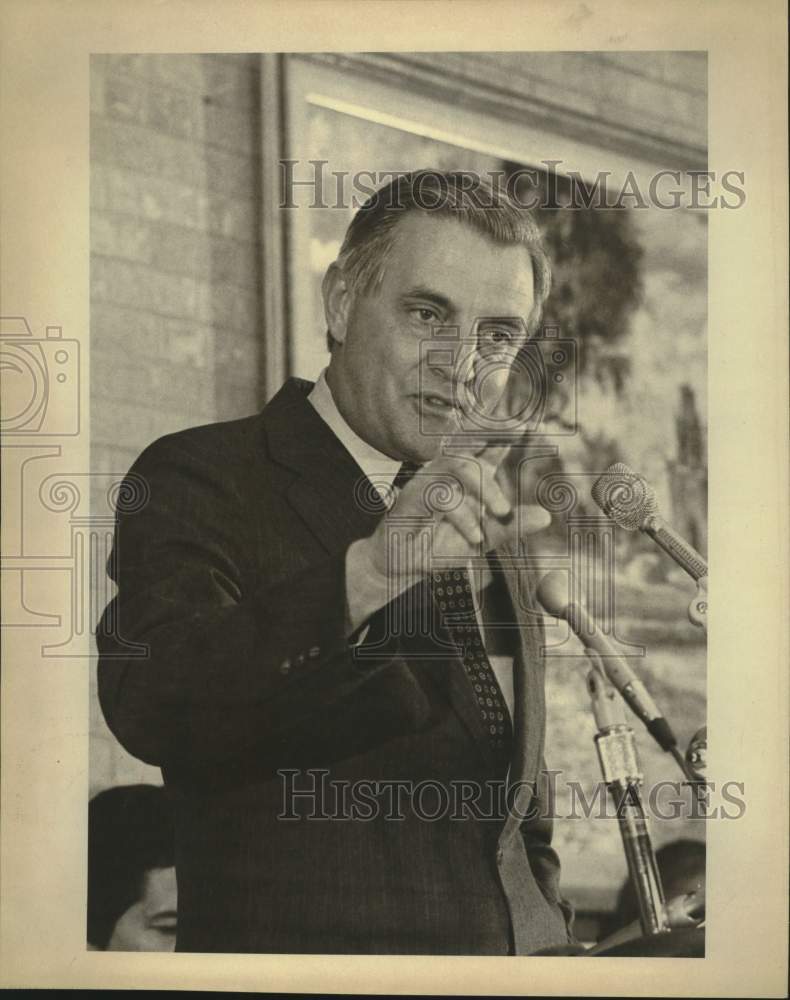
[87,784,176,950]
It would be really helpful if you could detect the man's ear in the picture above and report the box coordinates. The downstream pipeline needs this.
[322,262,351,348]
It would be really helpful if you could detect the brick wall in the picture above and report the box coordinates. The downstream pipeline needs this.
[456,51,706,151]
[89,53,263,791]
[91,53,263,469]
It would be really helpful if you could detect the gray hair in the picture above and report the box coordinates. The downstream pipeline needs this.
[326,170,552,351]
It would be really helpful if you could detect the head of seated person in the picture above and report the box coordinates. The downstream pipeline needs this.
[606,837,706,936]
[87,784,177,951]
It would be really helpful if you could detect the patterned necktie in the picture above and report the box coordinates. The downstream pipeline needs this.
[432,566,513,770]
[391,463,513,770]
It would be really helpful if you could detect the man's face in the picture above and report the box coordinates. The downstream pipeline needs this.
[106,866,177,952]
[325,213,537,463]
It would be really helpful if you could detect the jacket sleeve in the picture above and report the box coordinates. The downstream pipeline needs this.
[521,763,577,944]
[97,434,395,770]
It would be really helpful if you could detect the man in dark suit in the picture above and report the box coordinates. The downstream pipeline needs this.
[97,170,575,954]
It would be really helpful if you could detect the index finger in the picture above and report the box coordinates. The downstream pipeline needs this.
[475,440,510,470]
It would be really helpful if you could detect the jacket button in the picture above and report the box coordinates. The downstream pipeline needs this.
[496,847,504,866]
[296,652,305,665]
[279,658,291,675]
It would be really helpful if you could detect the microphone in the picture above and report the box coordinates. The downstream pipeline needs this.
[591,463,708,582]
[537,570,677,753]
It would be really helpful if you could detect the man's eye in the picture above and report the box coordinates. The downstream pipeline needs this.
[481,328,515,350]
[412,307,438,323]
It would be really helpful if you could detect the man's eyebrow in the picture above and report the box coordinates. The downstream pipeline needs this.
[477,316,530,331]
[400,287,454,314]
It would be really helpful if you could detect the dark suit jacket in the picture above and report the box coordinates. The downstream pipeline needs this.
[97,377,573,954]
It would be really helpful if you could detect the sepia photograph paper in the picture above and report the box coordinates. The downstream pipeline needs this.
[1,0,787,994]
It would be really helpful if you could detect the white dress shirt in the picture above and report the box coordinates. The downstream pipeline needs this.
[308,369,515,718]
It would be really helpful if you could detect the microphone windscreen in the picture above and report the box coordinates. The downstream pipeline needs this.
[536,570,570,618]
[591,462,658,530]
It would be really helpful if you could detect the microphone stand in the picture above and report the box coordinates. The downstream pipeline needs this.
[536,567,707,947]
[585,651,670,938]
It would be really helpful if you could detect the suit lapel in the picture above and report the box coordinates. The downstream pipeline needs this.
[262,378,384,555]
[494,540,547,839]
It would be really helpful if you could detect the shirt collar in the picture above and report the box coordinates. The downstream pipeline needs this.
[308,369,403,504]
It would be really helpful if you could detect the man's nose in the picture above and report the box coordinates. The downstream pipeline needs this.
[456,342,487,388]
[426,342,483,387]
